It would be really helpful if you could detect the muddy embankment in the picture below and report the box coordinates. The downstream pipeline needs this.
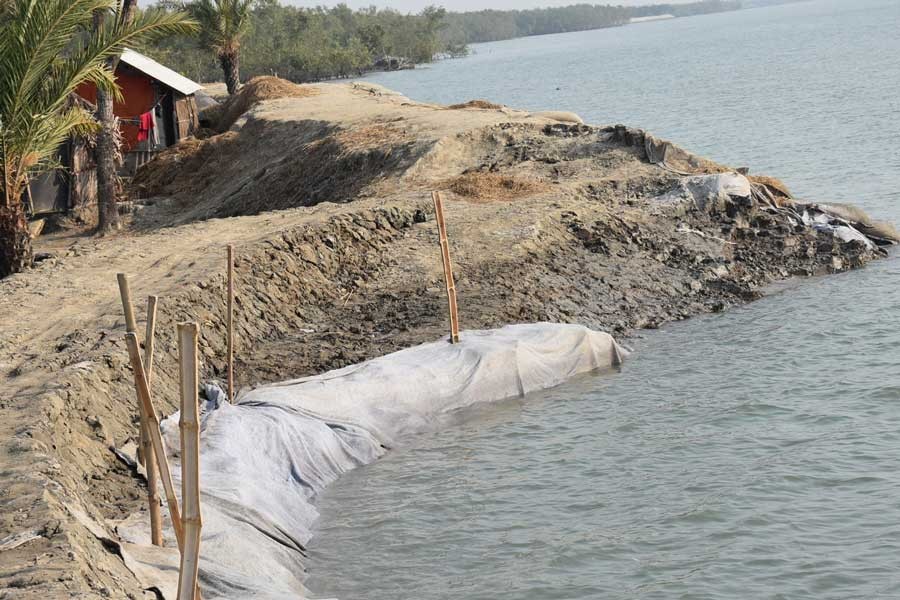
[0,78,895,598]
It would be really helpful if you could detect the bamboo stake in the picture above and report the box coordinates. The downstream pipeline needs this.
[143,296,163,547]
[144,296,158,382]
[124,333,185,548]
[117,273,139,334]
[431,191,460,343]
[177,323,202,600]
[117,274,165,546]
[226,245,234,403]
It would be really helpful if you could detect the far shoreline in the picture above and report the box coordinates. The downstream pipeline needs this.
[193,0,813,88]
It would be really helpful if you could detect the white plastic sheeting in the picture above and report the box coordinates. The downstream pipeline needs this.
[807,202,900,245]
[128,323,627,598]
[682,173,752,212]
[802,208,876,250]
[653,172,752,213]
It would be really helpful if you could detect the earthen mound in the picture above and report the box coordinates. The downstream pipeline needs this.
[213,76,318,131]
[132,133,240,198]
[132,118,423,228]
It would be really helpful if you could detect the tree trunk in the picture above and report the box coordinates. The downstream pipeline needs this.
[0,197,33,279]
[221,52,241,95]
[96,86,120,234]
[94,0,136,235]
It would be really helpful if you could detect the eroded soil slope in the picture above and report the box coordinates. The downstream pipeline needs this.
[0,82,890,598]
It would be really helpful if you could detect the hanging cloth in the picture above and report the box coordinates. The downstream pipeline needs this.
[137,111,154,142]
[150,107,161,148]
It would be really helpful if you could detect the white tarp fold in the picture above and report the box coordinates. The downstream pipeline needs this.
[123,323,627,598]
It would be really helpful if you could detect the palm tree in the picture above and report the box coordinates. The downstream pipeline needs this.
[187,0,254,95]
[0,0,196,278]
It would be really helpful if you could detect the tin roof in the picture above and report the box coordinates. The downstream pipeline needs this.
[119,48,203,96]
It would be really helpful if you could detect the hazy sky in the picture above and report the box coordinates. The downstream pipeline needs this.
[278,0,698,11]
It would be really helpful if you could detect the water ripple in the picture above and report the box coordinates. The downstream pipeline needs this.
[308,1,900,598]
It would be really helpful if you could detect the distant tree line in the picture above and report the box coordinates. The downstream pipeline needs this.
[630,0,741,18]
[145,1,452,83]
[141,0,742,85]
[439,5,631,44]
[442,1,741,44]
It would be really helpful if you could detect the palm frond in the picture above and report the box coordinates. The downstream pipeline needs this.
[187,0,251,56]
[0,0,196,202]
[0,1,115,131]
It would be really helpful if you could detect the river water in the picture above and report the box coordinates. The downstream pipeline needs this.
[307,1,900,598]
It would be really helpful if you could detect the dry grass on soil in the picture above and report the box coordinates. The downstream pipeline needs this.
[748,174,793,198]
[211,76,319,131]
[448,99,505,110]
[448,171,550,202]
[131,133,238,198]
[332,123,408,151]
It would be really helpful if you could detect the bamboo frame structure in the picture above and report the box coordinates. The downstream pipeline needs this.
[143,296,163,546]
[431,191,460,343]
[124,333,185,547]
[117,274,163,545]
[226,245,234,403]
[177,323,202,600]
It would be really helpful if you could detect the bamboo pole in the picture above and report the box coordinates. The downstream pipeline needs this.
[177,323,202,600]
[118,274,164,545]
[116,273,139,335]
[144,296,158,381]
[431,191,460,343]
[143,296,163,547]
[226,245,234,403]
[124,333,185,548]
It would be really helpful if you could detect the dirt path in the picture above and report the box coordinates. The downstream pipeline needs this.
[0,203,366,598]
[0,203,356,385]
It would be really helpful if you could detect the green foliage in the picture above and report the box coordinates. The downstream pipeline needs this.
[174,0,254,93]
[440,5,631,44]
[0,0,195,203]
[630,1,741,18]
[183,0,253,56]
[440,1,741,45]
[141,0,742,85]
[143,1,456,83]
